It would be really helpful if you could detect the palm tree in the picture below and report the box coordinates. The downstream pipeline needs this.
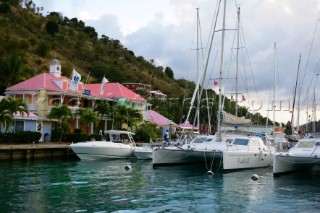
[77,108,98,134]
[48,105,73,141]
[94,101,111,130]
[127,107,143,131]
[0,96,29,132]
[113,105,143,131]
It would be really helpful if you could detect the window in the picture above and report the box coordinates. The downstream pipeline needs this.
[297,140,315,148]
[15,121,24,132]
[233,138,249,146]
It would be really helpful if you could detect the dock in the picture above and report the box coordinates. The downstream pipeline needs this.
[0,143,78,161]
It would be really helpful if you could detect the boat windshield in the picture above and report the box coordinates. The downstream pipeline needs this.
[297,140,316,148]
[233,138,249,146]
[193,137,206,143]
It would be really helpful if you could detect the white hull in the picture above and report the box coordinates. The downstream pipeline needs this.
[133,147,153,160]
[152,135,274,170]
[273,154,320,175]
[223,150,273,170]
[70,142,135,160]
[152,147,223,166]
[273,139,320,175]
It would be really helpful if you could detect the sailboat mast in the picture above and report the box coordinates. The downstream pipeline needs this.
[217,0,227,141]
[313,84,316,132]
[291,54,301,135]
[273,43,277,130]
[235,7,240,117]
[196,8,200,131]
[296,54,302,139]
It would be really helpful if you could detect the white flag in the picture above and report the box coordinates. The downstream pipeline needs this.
[100,77,109,94]
[69,69,81,92]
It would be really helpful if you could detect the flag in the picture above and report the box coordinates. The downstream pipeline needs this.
[214,81,218,86]
[242,95,246,101]
[100,77,109,95]
[69,69,81,91]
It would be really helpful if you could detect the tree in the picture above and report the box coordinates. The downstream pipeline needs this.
[45,20,59,37]
[94,101,111,130]
[48,105,73,141]
[285,121,293,135]
[0,53,27,94]
[113,105,142,131]
[134,123,161,142]
[0,2,11,14]
[83,26,98,39]
[76,108,98,134]
[0,96,28,132]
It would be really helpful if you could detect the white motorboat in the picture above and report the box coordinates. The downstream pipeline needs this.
[133,146,153,160]
[273,138,320,175]
[153,134,274,170]
[69,130,136,160]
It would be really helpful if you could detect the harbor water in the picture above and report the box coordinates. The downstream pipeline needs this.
[0,159,319,212]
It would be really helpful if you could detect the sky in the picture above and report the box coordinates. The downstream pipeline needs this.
[32,0,320,126]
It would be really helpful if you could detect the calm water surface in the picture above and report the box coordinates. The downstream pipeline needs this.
[0,159,319,213]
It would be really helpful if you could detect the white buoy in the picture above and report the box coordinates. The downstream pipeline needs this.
[251,174,260,181]
[124,165,132,170]
[207,170,214,175]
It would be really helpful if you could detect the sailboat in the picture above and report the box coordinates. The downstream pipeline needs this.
[273,56,320,175]
[153,3,275,171]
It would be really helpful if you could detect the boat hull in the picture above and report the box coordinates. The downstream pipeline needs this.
[70,142,134,160]
[133,147,153,160]
[273,154,320,175]
[223,150,273,170]
[152,147,223,166]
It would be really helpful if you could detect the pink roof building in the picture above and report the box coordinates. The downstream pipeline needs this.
[147,110,177,127]
[4,59,150,134]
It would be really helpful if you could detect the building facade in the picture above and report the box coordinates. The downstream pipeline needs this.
[4,59,151,141]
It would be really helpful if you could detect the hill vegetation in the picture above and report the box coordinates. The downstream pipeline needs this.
[0,0,284,129]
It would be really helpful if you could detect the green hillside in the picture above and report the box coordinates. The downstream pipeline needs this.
[0,0,284,129]
[0,1,193,97]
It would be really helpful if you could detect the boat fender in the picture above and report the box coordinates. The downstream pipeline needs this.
[124,165,132,171]
[207,170,214,176]
[251,174,259,181]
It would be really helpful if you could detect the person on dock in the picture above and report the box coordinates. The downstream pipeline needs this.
[163,130,170,146]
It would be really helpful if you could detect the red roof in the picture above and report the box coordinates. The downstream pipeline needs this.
[6,73,82,94]
[85,83,145,102]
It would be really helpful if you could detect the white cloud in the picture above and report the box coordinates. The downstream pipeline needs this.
[32,0,320,124]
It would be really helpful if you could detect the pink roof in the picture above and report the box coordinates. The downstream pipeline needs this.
[147,110,177,126]
[178,121,198,130]
[85,83,145,102]
[5,73,145,102]
[6,73,82,94]
[14,111,39,120]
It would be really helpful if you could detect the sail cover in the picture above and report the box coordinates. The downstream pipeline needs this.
[221,111,251,126]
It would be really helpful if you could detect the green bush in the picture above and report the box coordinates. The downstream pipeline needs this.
[63,133,88,142]
[134,123,161,142]
[0,131,41,144]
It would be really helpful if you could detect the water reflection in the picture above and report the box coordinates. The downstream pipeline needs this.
[0,160,319,212]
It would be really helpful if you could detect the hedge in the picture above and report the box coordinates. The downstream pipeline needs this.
[0,131,42,144]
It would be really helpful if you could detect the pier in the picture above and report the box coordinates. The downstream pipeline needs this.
[0,143,78,161]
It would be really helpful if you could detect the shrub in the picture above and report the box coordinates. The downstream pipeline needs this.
[134,123,161,142]
[0,131,41,144]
